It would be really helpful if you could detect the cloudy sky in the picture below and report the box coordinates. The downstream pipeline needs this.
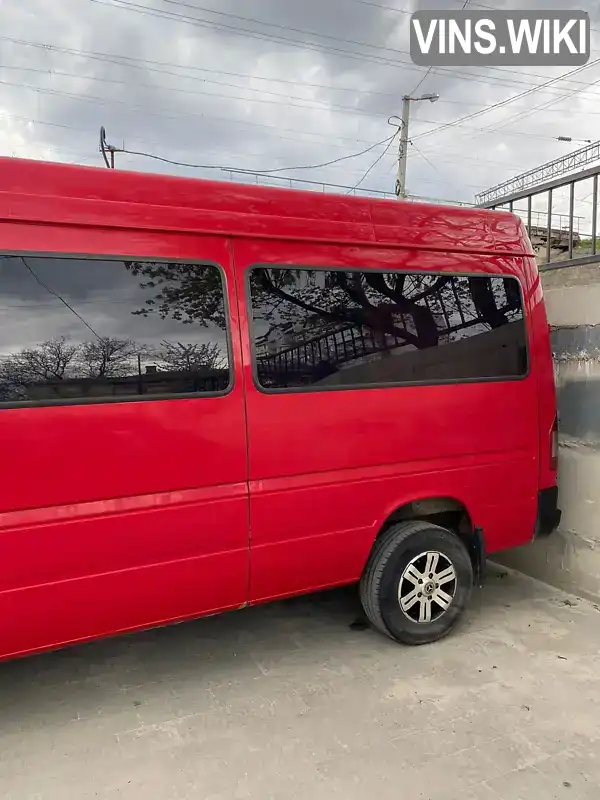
[0,255,228,357]
[1,0,600,215]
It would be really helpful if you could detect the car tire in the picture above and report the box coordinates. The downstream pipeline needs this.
[359,520,473,646]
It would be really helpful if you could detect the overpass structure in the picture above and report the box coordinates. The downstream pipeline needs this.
[478,162,600,272]
[476,139,600,207]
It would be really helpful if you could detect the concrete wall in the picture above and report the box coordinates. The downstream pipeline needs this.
[496,264,600,602]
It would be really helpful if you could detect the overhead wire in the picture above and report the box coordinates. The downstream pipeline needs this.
[409,141,446,182]
[6,1,600,189]
[88,0,600,88]
[10,63,557,120]
[343,0,411,15]
[421,63,600,157]
[2,77,568,144]
[97,130,400,174]
[89,0,422,71]
[412,57,600,142]
[226,132,399,174]
[6,35,600,101]
[3,111,408,174]
[160,0,413,57]
[346,122,401,194]
[3,109,535,176]
[467,1,600,33]
[10,62,592,111]
[20,257,103,341]
[0,78,396,148]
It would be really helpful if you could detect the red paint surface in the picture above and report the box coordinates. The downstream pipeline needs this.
[0,157,556,660]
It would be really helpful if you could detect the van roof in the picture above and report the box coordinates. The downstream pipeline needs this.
[0,157,532,256]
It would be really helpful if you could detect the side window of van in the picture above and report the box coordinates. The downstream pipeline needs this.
[0,255,230,405]
[248,267,527,391]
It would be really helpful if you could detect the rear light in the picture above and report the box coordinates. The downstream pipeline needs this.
[550,417,558,471]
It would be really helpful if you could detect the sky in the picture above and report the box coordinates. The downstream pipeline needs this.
[0,255,227,356]
[1,0,600,215]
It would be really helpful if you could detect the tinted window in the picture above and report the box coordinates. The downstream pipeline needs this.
[248,268,527,390]
[0,255,230,404]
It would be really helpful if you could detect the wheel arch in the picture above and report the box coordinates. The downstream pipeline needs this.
[375,495,484,583]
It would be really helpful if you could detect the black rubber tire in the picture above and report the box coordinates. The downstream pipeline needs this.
[359,520,473,646]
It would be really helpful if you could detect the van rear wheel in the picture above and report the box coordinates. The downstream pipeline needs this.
[359,520,473,646]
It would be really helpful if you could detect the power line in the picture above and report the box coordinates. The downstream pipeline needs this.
[319,0,412,14]
[467,1,600,33]
[10,62,584,112]
[411,69,433,96]
[3,110,532,175]
[410,141,445,181]
[99,130,399,174]
[3,111,407,176]
[412,57,600,142]
[6,63,532,121]
[347,128,401,194]
[88,0,600,88]
[89,0,420,70]
[3,77,567,145]
[0,74,388,131]
[230,132,399,173]
[422,68,600,156]
[20,257,103,341]
[6,35,600,101]
[466,79,600,191]
[408,147,528,171]
[161,0,412,57]
[0,79,392,148]
[494,77,600,135]
[93,141,486,191]
[9,63,600,132]
[0,68,384,123]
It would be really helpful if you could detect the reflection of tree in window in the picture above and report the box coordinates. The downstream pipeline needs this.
[243,269,526,389]
[124,261,227,330]
[118,263,525,389]
[0,257,231,403]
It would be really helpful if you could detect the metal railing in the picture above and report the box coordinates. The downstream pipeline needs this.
[476,140,600,206]
[256,278,519,386]
[220,169,473,206]
[477,163,600,271]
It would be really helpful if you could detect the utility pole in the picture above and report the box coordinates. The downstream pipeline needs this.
[395,96,411,199]
[99,126,124,169]
[394,93,440,199]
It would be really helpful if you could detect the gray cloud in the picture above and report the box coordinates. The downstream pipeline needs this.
[1,0,600,206]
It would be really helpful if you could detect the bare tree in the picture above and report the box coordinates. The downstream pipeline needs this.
[0,337,80,400]
[154,340,226,372]
[1,337,79,383]
[78,337,146,378]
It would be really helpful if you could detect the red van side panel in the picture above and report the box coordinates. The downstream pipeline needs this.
[0,223,249,660]
[0,159,547,660]
[524,255,558,492]
[234,240,540,604]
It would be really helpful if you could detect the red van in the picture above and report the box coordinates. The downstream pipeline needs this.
[0,158,559,660]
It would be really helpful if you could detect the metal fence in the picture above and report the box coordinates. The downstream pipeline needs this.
[220,169,473,206]
[477,163,600,271]
[256,277,518,387]
[475,140,600,207]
